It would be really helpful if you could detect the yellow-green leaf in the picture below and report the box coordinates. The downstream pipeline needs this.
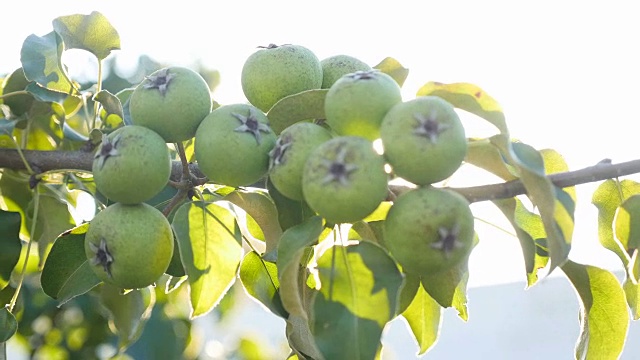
[416,82,507,134]
[494,197,549,287]
[373,57,409,87]
[224,189,283,254]
[401,283,442,355]
[312,241,402,360]
[561,260,628,360]
[52,11,121,60]
[172,201,243,318]
[592,179,640,268]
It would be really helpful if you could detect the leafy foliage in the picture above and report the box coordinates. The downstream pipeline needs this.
[0,10,638,360]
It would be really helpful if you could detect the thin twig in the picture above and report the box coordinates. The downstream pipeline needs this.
[2,148,640,203]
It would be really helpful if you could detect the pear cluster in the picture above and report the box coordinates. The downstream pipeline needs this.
[86,65,217,289]
[89,45,476,280]
[236,43,474,274]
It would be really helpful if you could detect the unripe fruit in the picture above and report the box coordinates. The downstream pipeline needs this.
[129,66,212,143]
[384,187,474,275]
[92,125,171,204]
[241,44,323,112]
[381,96,467,185]
[85,202,174,289]
[320,55,371,89]
[324,70,402,141]
[302,136,388,224]
[195,103,276,187]
[268,122,333,200]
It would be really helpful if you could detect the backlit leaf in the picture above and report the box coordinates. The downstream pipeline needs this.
[494,198,549,287]
[492,136,572,273]
[239,251,287,318]
[373,57,409,87]
[172,201,242,317]
[416,81,507,134]
[312,241,402,360]
[52,11,121,60]
[402,282,442,355]
[561,260,628,360]
[465,138,517,181]
[592,179,640,279]
[224,189,283,254]
[94,89,124,129]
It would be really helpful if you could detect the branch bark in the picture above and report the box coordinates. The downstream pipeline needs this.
[2,148,639,203]
[0,148,205,181]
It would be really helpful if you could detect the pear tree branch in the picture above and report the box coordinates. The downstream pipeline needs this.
[1,148,639,203]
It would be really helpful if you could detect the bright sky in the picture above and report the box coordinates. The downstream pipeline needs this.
[3,1,640,287]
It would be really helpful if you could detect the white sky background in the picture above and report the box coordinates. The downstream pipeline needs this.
[3,1,640,287]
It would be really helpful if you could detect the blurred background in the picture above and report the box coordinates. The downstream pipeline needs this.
[3,1,640,358]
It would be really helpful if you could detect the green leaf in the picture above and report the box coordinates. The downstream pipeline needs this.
[286,314,323,360]
[0,119,19,149]
[561,260,628,360]
[30,187,76,269]
[623,279,640,320]
[350,220,385,248]
[592,179,640,267]
[267,178,315,231]
[25,82,70,104]
[493,137,573,273]
[0,169,32,237]
[100,283,154,350]
[224,189,283,254]
[277,216,324,317]
[0,210,22,290]
[267,89,328,134]
[0,306,18,342]
[494,198,549,287]
[40,223,102,305]
[125,304,191,359]
[372,57,409,87]
[465,138,517,181]
[94,89,124,128]
[401,282,442,355]
[420,234,478,320]
[20,31,74,93]
[312,241,403,360]
[613,194,640,254]
[52,11,121,60]
[239,251,288,318]
[164,238,186,278]
[62,122,89,142]
[171,201,243,317]
[1,67,35,117]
